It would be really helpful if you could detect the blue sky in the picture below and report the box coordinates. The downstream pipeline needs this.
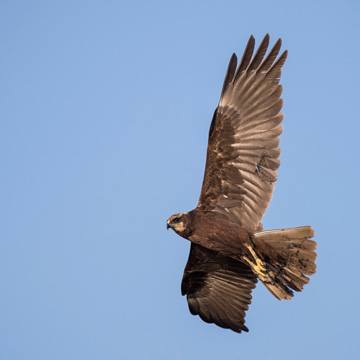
[1,1,359,359]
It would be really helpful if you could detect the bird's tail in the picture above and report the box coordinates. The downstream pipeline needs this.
[251,226,317,300]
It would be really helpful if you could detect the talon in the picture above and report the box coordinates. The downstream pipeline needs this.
[244,245,268,276]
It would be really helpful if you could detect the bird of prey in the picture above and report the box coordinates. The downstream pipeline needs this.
[166,34,317,333]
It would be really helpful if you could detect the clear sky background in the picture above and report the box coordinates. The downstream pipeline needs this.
[1,1,359,359]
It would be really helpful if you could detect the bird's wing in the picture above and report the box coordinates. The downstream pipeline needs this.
[197,34,287,233]
[181,244,257,333]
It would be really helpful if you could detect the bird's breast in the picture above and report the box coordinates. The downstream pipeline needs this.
[188,214,251,257]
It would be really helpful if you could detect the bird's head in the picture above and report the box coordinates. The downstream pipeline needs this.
[166,213,188,235]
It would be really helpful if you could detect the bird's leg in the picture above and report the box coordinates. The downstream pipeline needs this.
[243,244,268,276]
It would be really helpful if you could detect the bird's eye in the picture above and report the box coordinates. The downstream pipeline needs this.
[173,217,180,223]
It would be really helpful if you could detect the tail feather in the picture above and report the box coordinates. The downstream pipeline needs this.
[253,226,317,300]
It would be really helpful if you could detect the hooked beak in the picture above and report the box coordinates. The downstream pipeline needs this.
[166,221,171,230]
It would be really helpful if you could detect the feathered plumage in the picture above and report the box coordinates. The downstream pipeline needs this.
[167,34,317,333]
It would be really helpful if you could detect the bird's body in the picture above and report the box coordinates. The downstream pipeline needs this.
[167,34,317,333]
[168,210,250,256]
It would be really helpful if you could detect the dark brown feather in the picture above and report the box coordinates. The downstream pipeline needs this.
[258,38,282,72]
[247,33,269,71]
[220,53,237,100]
[182,244,257,333]
[234,35,255,81]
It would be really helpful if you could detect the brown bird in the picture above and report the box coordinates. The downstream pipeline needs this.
[167,34,317,333]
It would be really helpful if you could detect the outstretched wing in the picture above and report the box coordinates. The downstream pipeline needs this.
[197,34,288,233]
[181,244,257,333]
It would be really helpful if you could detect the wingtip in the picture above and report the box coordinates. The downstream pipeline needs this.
[262,33,270,47]
[249,34,255,46]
